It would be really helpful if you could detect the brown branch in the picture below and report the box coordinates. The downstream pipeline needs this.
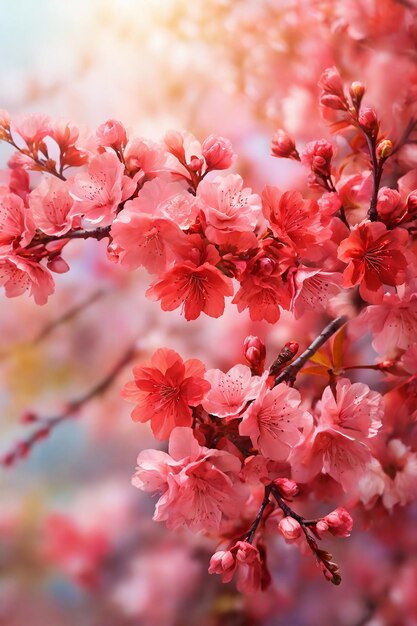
[4,136,67,181]
[273,316,348,386]
[1,343,138,467]
[30,226,111,247]
[364,135,384,222]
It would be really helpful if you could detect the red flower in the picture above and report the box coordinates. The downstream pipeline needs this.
[338,221,408,302]
[122,348,210,440]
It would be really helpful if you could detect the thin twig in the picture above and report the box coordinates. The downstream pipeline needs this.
[273,316,348,386]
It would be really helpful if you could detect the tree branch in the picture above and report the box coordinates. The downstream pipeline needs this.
[273,315,348,386]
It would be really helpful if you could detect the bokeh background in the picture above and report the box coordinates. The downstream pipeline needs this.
[1,1,417,625]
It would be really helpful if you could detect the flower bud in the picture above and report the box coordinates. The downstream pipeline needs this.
[320,94,348,111]
[96,119,127,149]
[301,140,334,177]
[271,129,299,160]
[358,107,379,136]
[278,517,302,541]
[202,135,235,170]
[20,411,38,424]
[323,507,353,537]
[47,257,70,274]
[407,190,417,215]
[189,155,204,172]
[273,477,299,498]
[234,541,259,564]
[349,81,366,107]
[243,336,266,374]
[315,520,329,537]
[376,139,393,159]
[208,550,235,575]
[285,341,299,356]
[319,67,345,100]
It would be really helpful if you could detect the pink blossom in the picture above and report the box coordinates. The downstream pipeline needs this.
[271,129,299,159]
[0,192,35,251]
[354,286,417,353]
[29,177,76,236]
[290,427,371,492]
[262,186,328,253]
[146,240,233,320]
[70,152,136,225]
[243,336,266,374]
[197,174,261,244]
[202,364,261,418]
[209,541,268,593]
[337,221,408,303]
[202,135,236,170]
[13,113,51,144]
[233,275,290,324]
[289,266,342,319]
[239,381,312,462]
[301,139,334,177]
[133,427,244,532]
[0,255,54,304]
[321,508,353,538]
[318,378,383,441]
[124,138,167,178]
[111,201,183,273]
[122,348,210,440]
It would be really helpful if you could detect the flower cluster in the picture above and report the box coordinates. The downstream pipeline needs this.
[2,65,417,595]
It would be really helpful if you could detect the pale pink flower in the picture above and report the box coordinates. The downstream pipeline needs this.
[355,287,417,353]
[70,152,136,225]
[0,255,54,304]
[111,207,183,273]
[290,427,371,492]
[239,380,312,462]
[29,177,76,236]
[122,348,210,440]
[381,439,417,509]
[0,192,35,251]
[289,266,342,319]
[124,138,167,177]
[197,174,261,244]
[202,364,261,418]
[133,427,244,532]
[13,113,51,144]
[318,378,383,441]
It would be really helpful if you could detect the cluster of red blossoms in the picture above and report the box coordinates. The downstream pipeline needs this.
[2,67,417,593]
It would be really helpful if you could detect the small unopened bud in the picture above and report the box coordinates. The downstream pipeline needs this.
[278,517,302,541]
[315,520,329,537]
[273,478,299,498]
[244,336,266,374]
[47,257,70,274]
[358,107,379,136]
[285,341,299,355]
[96,119,127,149]
[376,139,393,159]
[323,507,353,538]
[378,359,396,371]
[189,155,204,172]
[349,81,366,108]
[271,129,300,160]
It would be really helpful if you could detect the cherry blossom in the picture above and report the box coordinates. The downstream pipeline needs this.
[202,364,261,419]
[122,348,210,440]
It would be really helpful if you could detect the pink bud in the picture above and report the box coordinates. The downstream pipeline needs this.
[271,129,299,160]
[301,140,334,177]
[323,507,353,538]
[243,336,266,373]
[208,550,235,575]
[96,119,127,149]
[20,411,38,424]
[315,520,329,537]
[285,341,299,356]
[320,94,348,111]
[189,155,204,172]
[377,187,403,222]
[319,67,345,99]
[47,257,70,274]
[358,108,379,135]
[278,517,302,541]
[202,135,235,170]
[376,139,393,159]
[234,541,259,564]
[273,478,299,498]
[349,81,366,107]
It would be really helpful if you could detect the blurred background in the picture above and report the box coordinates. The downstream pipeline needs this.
[1,1,417,625]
